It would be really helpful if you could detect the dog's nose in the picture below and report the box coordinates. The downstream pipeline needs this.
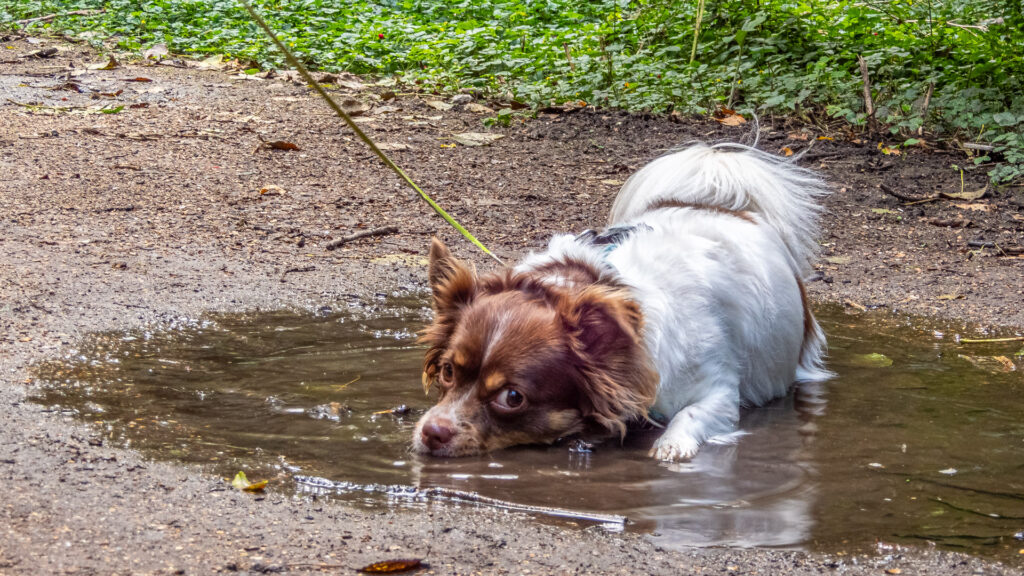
[421,419,455,451]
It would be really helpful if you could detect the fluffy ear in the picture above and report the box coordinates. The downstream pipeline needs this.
[561,287,658,437]
[428,237,477,313]
[420,238,478,392]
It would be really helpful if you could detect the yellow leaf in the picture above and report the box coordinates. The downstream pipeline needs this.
[88,55,119,70]
[230,471,268,492]
[357,558,423,573]
[781,146,794,157]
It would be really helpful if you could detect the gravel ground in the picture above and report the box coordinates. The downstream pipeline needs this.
[1,36,1022,575]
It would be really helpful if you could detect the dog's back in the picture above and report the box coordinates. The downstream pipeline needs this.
[603,144,833,459]
[609,143,827,276]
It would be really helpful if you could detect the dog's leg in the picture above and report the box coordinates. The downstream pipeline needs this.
[648,388,739,461]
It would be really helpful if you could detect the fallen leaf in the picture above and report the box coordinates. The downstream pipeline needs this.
[787,132,809,141]
[878,143,901,156]
[464,102,495,114]
[952,203,990,211]
[600,179,624,186]
[994,356,1016,371]
[940,186,987,201]
[937,293,964,301]
[25,47,58,58]
[100,105,124,115]
[269,141,299,151]
[816,136,834,141]
[451,132,504,147]
[824,256,851,265]
[230,471,268,492]
[844,299,868,312]
[886,569,902,575]
[938,468,957,475]
[88,55,119,70]
[341,98,371,116]
[781,146,794,157]
[357,558,423,573]
[714,106,746,126]
[124,77,153,83]
[928,217,971,228]
[958,354,1017,373]
[424,100,453,111]
[376,142,409,151]
[143,43,169,61]
[197,54,226,70]
[872,208,894,215]
[260,185,286,195]
[850,353,893,368]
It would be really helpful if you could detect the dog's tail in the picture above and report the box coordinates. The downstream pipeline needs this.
[608,143,829,274]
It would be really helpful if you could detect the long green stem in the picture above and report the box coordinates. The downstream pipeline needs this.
[689,0,705,64]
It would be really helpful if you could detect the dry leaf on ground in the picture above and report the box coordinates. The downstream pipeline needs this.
[451,132,504,147]
[357,558,424,573]
[340,98,371,116]
[88,55,119,70]
[197,54,226,70]
[940,186,987,201]
[142,43,168,61]
[424,100,453,111]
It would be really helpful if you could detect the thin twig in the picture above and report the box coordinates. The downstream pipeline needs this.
[562,43,575,72]
[16,9,104,25]
[880,182,936,202]
[324,225,399,250]
[959,336,1024,344]
[857,54,876,132]
[918,82,934,135]
[962,142,995,152]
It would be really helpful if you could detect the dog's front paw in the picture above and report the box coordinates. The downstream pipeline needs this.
[648,434,701,462]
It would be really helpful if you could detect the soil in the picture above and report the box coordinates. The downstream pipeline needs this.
[1,36,1023,575]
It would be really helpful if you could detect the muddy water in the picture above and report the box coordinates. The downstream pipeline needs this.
[32,301,1024,561]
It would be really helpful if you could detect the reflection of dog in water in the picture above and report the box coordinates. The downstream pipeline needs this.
[408,382,829,549]
[413,143,831,461]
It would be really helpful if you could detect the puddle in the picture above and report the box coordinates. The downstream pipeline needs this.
[31,301,1024,562]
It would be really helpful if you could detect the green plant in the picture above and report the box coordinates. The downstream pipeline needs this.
[3,0,1022,182]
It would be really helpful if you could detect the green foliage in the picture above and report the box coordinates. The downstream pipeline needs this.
[3,0,1022,182]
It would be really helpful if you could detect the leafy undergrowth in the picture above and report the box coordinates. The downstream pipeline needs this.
[3,0,1023,183]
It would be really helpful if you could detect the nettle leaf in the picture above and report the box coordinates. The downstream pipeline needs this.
[992,112,1020,127]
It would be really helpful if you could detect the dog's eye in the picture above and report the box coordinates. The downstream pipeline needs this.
[493,388,526,412]
[440,361,454,386]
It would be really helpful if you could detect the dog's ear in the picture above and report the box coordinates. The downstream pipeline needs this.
[421,238,478,392]
[428,237,477,313]
[561,287,658,437]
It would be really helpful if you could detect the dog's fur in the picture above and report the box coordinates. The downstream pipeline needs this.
[412,143,831,461]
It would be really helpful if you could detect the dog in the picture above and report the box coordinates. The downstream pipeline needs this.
[412,143,831,461]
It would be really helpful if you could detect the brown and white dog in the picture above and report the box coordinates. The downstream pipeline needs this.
[412,143,831,461]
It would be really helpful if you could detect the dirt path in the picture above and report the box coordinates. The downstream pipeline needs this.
[1,37,1022,575]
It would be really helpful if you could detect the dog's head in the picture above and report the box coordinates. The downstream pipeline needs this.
[412,238,658,457]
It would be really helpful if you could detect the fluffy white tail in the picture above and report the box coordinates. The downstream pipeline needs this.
[609,143,830,274]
